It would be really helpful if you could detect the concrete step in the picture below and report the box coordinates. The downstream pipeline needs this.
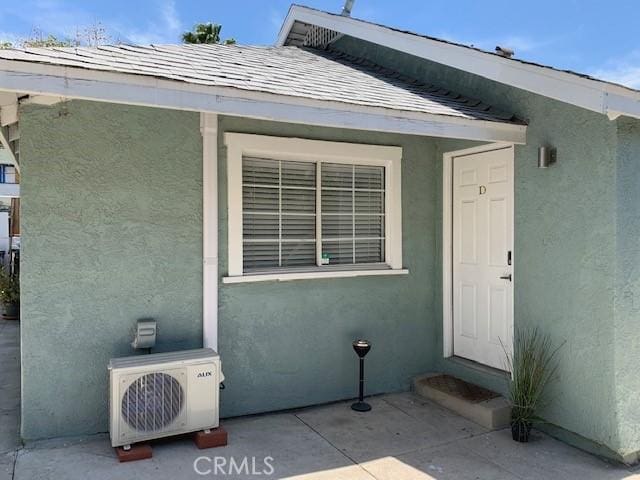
[413,373,510,430]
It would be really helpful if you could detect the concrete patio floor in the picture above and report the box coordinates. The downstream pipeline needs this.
[1,319,639,480]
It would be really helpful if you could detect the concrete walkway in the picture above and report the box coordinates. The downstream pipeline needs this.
[7,395,639,480]
[0,321,638,479]
[0,319,20,480]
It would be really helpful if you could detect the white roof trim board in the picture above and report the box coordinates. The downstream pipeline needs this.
[0,44,526,143]
[277,5,640,121]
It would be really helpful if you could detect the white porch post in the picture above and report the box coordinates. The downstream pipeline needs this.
[201,112,218,350]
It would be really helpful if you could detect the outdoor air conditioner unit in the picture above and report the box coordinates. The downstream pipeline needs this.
[108,348,224,448]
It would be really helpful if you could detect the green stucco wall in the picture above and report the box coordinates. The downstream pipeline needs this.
[333,36,630,460]
[614,117,640,462]
[19,101,204,439]
[216,117,440,418]
[19,100,445,439]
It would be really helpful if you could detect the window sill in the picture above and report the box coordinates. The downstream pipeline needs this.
[222,268,409,284]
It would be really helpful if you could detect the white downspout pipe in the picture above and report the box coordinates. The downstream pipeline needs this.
[201,113,218,351]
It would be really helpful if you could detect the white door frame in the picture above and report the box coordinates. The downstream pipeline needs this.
[442,142,515,359]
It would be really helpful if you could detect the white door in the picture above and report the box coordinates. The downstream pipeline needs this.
[452,146,513,370]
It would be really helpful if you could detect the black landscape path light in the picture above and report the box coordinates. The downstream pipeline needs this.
[351,339,372,412]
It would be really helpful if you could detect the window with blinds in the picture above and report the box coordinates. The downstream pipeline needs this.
[321,163,385,265]
[242,157,385,272]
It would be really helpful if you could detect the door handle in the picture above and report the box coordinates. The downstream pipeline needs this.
[500,274,512,281]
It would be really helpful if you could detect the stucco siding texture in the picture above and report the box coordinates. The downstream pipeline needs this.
[19,101,439,440]
[217,116,436,418]
[19,101,203,439]
[614,116,640,461]
[332,37,625,457]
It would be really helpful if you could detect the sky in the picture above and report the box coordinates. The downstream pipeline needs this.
[0,0,639,89]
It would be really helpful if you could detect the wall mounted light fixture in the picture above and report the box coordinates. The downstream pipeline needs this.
[538,146,557,168]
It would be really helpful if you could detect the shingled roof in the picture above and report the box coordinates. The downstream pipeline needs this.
[277,5,640,121]
[282,5,640,94]
[0,43,521,125]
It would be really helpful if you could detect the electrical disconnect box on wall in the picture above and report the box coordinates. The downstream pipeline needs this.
[131,319,156,350]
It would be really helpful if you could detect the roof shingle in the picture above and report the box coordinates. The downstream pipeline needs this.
[0,43,521,124]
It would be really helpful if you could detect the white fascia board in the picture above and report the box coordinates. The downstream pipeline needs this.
[0,60,525,144]
[604,91,640,120]
[276,5,298,46]
[278,6,640,120]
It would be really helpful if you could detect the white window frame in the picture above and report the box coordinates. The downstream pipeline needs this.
[223,133,407,283]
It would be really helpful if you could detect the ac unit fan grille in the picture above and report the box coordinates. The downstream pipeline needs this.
[121,372,184,432]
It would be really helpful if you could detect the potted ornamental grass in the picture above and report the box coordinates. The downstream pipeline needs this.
[0,268,19,320]
[503,328,563,442]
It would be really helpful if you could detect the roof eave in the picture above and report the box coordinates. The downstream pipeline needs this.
[0,59,526,144]
[276,4,299,47]
[278,5,640,121]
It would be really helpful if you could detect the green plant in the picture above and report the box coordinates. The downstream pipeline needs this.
[503,328,563,436]
[0,269,19,305]
[22,34,77,48]
[182,23,236,45]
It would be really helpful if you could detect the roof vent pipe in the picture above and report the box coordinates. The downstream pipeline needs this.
[341,0,355,16]
[495,46,515,58]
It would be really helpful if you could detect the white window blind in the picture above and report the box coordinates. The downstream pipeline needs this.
[242,157,385,272]
[243,157,317,271]
[321,163,385,265]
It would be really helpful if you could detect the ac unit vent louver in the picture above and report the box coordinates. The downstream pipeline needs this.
[109,349,224,447]
[121,372,185,432]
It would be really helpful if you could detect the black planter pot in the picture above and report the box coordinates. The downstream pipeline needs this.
[2,302,19,320]
[511,420,532,442]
